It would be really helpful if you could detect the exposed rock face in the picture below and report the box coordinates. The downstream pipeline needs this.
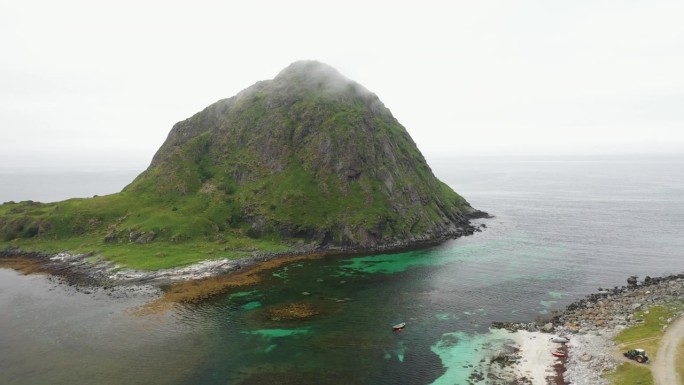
[126,60,484,248]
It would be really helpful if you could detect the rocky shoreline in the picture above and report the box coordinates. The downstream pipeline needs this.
[0,219,489,288]
[0,248,313,288]
[492,273,684,384]
[0,216,490,312]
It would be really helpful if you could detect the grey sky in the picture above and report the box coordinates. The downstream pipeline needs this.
[1,0,683,171]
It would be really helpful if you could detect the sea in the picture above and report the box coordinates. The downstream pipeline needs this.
[1,155,683,385]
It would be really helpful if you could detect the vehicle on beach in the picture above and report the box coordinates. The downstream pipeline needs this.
[623,348,649,363]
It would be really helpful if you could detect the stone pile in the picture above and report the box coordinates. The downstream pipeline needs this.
[556,274,683,335]
[492,274,684,334]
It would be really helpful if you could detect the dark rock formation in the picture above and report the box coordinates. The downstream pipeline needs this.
[1,61,487,259]
[125,60,485,248]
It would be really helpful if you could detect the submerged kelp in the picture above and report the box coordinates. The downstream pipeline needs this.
[268,302,319,320]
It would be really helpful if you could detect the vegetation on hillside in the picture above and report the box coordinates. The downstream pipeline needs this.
[0,61,478,269]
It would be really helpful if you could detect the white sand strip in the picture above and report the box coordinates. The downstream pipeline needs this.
[510,330,558,384]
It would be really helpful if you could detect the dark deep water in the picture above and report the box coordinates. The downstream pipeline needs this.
[1,156,683,384]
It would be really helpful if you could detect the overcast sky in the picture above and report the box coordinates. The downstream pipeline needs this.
[1,0,683,171]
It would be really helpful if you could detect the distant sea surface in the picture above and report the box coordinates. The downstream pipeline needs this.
[1,156,683,384]
[0,170,139,203]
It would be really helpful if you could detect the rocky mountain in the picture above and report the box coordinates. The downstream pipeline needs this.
[126,60,483,246]
[0,61,485,268]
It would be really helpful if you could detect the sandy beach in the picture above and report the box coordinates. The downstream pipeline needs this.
[484,330,563,384]
[512,331,561,384]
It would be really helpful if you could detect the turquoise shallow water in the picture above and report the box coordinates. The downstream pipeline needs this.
[1,156,683,384]
[178,225,587,384]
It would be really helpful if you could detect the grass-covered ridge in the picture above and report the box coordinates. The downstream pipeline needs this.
[0,61,479,270]
[0,194,290,270]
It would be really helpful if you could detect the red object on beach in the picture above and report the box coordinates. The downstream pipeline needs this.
[552,351,566,357]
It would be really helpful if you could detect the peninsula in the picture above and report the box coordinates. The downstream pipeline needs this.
[0,61,485,271]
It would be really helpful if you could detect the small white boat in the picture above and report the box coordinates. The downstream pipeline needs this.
[551,337,570,344]
[392,322,406,331]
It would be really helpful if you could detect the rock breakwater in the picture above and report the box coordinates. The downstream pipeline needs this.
[493,273,683,334]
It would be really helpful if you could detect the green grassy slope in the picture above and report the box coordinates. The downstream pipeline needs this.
[0,61,476,270]
[607,303,684,385]
[0,193,291,270]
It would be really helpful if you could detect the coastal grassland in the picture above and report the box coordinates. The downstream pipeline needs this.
[0,192,292,270]
[606,364,653,385]
[607,302,684,385]
[3,233,289,271]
